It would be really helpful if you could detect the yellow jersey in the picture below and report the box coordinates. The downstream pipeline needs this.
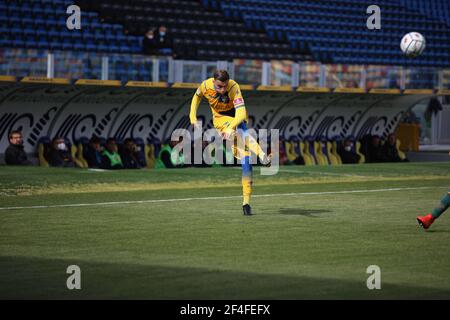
[195,78,245,117]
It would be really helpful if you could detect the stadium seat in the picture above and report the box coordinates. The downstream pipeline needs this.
[37,136,51,167]
[284,140,298,164]
[355,141,366,164]
[331,140,343,165]
[71,144,87,168]
[1,0,311,61]
[215,0,450,67]
[314,140,329,165]
[145,143,156,169]
[396,139,407,160]
[326,141,341,165]
[76,137,90,168]
[299,141,315,166]
[304,137,318,165]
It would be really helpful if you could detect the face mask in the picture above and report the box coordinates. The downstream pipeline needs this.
[159,32,165,36]
[147,35,153,39]
[344,146,352,152]
[57,143,66,150]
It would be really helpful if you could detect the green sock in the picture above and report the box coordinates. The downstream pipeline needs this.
[431,188,450,219]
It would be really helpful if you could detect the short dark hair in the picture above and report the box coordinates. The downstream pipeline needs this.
[8,130,22,140]
[52,136,64,144]
[106,138,116,145]
[89,135,101,144]
[213,70,230,82]
[124,138,134,145]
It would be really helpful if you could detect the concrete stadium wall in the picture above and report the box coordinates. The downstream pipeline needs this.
[0,82,435,160]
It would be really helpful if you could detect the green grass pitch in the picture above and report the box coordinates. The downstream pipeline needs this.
[1,162,450,299]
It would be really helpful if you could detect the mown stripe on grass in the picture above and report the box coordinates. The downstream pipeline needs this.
[0,186,443,211]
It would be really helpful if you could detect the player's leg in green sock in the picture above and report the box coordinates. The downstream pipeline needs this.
[431,188,450,219]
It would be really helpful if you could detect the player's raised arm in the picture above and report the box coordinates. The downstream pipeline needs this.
[189,86,203,127]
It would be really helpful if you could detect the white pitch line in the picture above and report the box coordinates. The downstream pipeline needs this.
[274,168,365,177]
[232,167,363,177]
[0,186,441,211]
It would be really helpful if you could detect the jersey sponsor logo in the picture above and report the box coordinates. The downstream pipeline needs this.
[206,89,217,97]
[214,103,233,112]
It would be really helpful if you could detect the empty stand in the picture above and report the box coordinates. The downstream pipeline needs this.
[203,0,450,67]
[0,0,309,61]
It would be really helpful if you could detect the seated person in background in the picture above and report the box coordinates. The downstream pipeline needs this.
[142,28,156,55]
[368,135,387,163]
[48,137,74,167]
[120,138,141,169]
[338,139,360,164]
[155,25,173,55]
[277,138,289,166]
[83,136,103,168]
[101,138,123,170]
[383,133,408,162]
[156,138,185,169]
[4,130,32,165]
[359,134,372,162]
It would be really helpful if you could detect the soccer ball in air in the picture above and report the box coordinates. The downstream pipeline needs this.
[400,32,426,57]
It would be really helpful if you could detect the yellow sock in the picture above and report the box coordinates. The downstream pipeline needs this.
[242,176,253,205]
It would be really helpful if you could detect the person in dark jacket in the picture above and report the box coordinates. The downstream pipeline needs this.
[337,139,360,164]
[48,137,74,167]
[83,136,103,168]
[120,138,141,169]
[155,25,173,55]
[368,135,387,163]
[4,130,32,165]
[142,28,157,55]
[383,133,408,162]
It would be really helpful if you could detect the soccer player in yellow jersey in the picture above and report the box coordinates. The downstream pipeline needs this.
[189,70,271,216]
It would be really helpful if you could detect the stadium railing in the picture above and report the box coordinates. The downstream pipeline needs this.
[1,48,449,90]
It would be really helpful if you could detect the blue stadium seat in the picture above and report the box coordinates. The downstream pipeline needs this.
[1,0,448,67]
[73,43,86,51]
[220,0,450,67]
[62,43,74,50]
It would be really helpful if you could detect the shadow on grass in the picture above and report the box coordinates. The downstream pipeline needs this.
[423,229,450,234]
[279,208,333,217]
[1,255,450,299]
